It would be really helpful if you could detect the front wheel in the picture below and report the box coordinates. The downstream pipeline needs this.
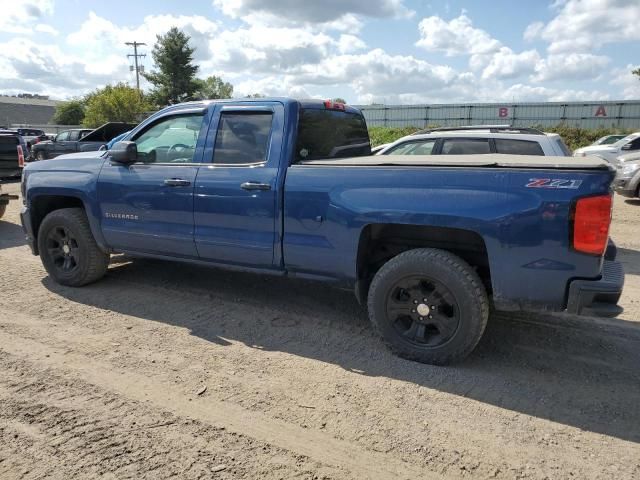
[36,151,46,161]
[367,248,489,365]
[37,208,109,286]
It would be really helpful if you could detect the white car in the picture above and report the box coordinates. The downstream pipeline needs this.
[573,132,640,162]
[377,125,572,157]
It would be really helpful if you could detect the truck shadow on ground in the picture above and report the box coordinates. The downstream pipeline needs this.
[0,220,26,250]
[617,247,640,275]
[44,255,640,444]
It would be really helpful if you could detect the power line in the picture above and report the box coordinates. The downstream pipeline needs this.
[125,41,146,92]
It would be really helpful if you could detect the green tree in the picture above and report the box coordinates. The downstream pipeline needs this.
[144,27,199,106]
[193,75,234,100]
[82,83,152,128]
[333,97,347,104]
[52,99,85,125]
[633,67,640,79]
[245,93,265,98]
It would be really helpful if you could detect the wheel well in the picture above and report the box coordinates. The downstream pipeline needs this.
[356,224,492,303]
[31,195,85,241]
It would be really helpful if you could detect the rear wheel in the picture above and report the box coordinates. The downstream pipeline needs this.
[37,208,109,286]
[36,151,46,161]
[367,248,489,365]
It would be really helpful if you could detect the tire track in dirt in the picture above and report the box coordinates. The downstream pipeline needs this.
[0,328,438,480]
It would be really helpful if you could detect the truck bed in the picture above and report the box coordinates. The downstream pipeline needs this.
[301,154,611,170]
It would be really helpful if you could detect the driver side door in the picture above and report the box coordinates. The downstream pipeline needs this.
[97,111,207,258]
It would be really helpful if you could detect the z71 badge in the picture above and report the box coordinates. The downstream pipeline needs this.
[526,178,582,189]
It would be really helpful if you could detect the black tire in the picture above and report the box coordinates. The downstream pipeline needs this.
[367,248,489,365]
[36,150,46,161]
[37,208,109,286]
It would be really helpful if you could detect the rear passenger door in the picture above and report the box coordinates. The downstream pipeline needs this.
[193,103,285,268]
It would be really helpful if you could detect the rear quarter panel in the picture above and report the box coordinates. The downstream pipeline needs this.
[283,165,614,311]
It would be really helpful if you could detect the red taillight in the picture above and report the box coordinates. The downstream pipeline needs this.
[17,145,25,168]
[324,100,346,111]
[573,194,612,255]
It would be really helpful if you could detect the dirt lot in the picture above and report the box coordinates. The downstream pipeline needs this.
[1,180,639,480]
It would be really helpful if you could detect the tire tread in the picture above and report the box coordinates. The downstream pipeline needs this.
[367,248,489,365]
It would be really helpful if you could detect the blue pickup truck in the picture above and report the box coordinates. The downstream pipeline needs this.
[20,98,624,365]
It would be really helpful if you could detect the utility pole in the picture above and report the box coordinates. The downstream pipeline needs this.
[125,41,146,92]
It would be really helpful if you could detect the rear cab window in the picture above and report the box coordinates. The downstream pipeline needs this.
[295,106,370,162]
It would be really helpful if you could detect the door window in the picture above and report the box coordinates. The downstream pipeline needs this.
[386,140,436,155]
[441,138,491,154]
[56,131,70,142]
[69,131,81,141]
[213,112,273,165]
[133,114,203,163]
[494,139,544,156]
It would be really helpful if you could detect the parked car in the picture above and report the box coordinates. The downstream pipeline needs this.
[20,98,623,365]
[30,123,134,161]
[0,184,19,219]
[377,126,572,157]
[15,128,46,148]
[574,132,640,162]
[613,151,640,199]
[591,134,627,146]
[0,131,27,178]
[371,143,390,155]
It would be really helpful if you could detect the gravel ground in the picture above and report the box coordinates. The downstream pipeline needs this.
[1,180,639,480]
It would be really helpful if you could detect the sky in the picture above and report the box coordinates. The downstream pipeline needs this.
[0,0,639,104]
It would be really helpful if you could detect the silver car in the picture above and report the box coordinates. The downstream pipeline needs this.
[613,152,640,199]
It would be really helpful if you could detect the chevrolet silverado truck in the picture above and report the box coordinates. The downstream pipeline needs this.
[30,123,135,161]
[20,98,624,365]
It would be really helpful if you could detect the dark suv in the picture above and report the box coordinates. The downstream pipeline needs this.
[0,131,27,178]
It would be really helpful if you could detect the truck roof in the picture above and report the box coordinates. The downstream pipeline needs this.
[159,98,364,115]
[300,154,612,170]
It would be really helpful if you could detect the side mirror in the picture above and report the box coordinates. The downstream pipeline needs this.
[109,141,138,164]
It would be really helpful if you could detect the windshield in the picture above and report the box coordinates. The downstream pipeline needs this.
[295,109,370,162]
[613,133,640,148]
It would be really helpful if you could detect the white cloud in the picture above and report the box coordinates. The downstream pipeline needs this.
[533,53,611,82]
[416,14,501,56]
[213,0,413,25]
[525,0,640,53]
[0,0,54,34]
[34,24,59,36]
[476,48,541,80]
[523,21,544,41]
[0,37,128,99]
[67,12,220,63]
[610,65,640,99]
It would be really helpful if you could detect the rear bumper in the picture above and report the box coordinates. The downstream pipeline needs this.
[566,260,624,317]
[20,205,38,255]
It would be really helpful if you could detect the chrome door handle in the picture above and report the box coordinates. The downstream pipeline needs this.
[164,178,191,187]
[241,181,271,191]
